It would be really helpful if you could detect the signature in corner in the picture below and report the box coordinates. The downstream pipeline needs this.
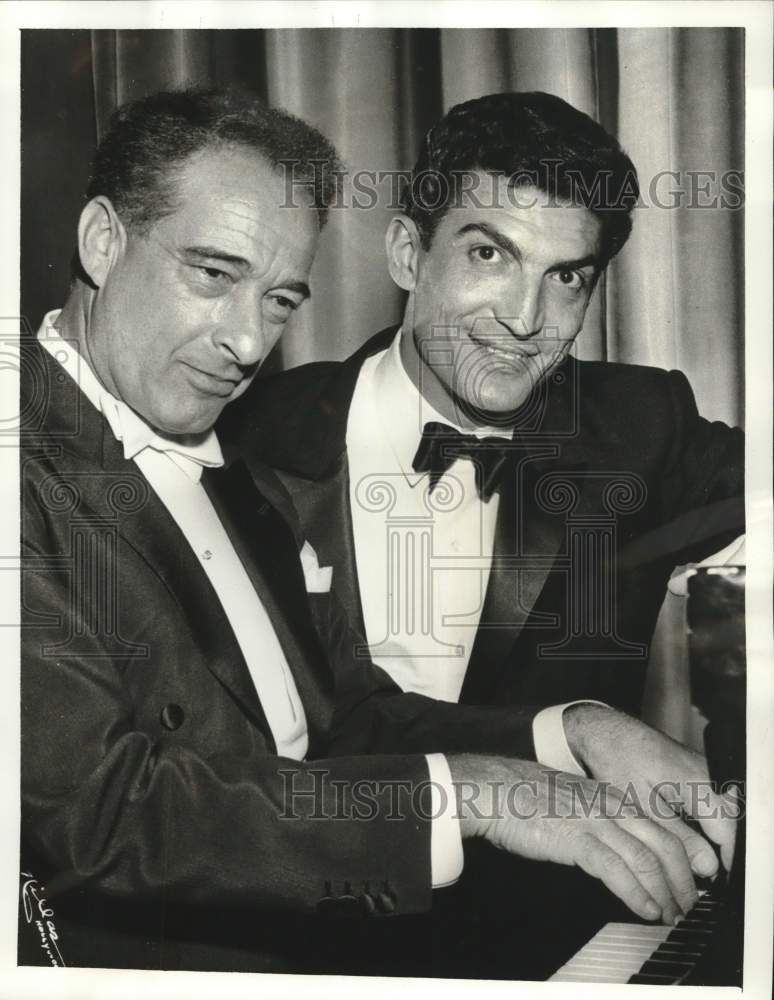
[20,871,65,967]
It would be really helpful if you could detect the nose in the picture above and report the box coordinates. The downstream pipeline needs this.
[499,274,544,339]
[214,291,266,369]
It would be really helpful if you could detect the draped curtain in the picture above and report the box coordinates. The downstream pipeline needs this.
[20,27,745,743]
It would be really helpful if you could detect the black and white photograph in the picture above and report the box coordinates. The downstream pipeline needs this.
[1,2,771,998]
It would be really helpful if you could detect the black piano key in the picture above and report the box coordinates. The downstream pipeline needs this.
[652,944,703,959]
[639,959,696,977]
[667,927,714,943]
[629,972,680,984]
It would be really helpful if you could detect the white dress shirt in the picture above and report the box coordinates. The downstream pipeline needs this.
[39,312,462,885]
[347,331,588,774]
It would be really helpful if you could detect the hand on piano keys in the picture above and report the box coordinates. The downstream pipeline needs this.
[451,755,731,928]
[563,704,739,872]
[549,886,730,985]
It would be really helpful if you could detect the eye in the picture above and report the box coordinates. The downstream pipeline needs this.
[193,265,232,285]
[264,293,300,322]
[469,244,502,264]
[552,268,584,289]
[188,263,235,297]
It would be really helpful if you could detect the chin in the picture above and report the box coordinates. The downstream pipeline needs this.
[471,380,532,419]
[155,410,219,438]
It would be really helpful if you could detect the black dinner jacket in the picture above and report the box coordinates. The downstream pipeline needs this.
[19,340,541,973]
[220,326,744,719]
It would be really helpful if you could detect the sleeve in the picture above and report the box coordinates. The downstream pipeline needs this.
[314,586,543,761]
[658,369,744,566]
[20,525,434,919]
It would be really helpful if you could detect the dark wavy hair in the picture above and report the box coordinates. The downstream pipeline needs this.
[401,91,639,266]
[86,88,342,232]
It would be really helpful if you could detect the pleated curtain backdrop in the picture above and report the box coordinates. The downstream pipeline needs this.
[20,27,745,743]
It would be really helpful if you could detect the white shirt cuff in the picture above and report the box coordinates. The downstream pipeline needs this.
[667,533,746,596]
[532,701,609,776]
[425,753,464,888]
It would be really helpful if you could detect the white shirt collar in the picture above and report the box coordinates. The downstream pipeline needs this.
[371,329,513,480]
[38,310,223,483]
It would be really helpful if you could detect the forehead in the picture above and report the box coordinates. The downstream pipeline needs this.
[156,145,319,266]
[433,172,602,259]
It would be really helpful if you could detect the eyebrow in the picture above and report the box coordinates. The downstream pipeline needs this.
[183,245,252,269]
[457,223,521,263]
[183,245,311,299]
[281,280,312,300]
[456,223,599,272]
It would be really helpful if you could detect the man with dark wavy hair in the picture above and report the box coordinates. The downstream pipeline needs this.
[228,88,742,713]
[402,90,638,263]
[224,90,743,976]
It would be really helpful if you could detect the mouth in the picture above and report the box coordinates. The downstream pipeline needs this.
[469,337,541,365]
[180,362,242,397]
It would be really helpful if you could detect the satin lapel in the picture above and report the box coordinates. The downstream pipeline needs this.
[460,362,589,704]
[279,457,366,639]
[202,461,334,751]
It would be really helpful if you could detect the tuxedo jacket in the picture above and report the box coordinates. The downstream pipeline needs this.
[19,341,541,973]
[221,327,744,719]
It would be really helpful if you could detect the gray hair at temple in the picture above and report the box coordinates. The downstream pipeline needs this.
[401,91,639,267]
[86,88,343,232]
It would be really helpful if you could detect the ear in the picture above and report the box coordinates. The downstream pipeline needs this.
[385,215,421,292]
[77,196,126,288]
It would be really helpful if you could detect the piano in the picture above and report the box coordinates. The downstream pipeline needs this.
[550,884,734,984]
[549,565,746,986]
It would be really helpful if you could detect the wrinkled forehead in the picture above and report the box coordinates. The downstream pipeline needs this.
[177,144,316,218]
[434,171,602,254]
[155,145,320,266]
[451,170,594,219]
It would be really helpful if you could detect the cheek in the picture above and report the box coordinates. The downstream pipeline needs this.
[543,294,588,339]
[417,259,476,317]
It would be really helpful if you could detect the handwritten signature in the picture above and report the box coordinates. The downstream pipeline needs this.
[20,872,65,967]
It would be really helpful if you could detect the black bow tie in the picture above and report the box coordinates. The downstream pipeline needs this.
[412,421,512,501]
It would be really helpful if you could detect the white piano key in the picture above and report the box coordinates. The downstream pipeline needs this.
[549,923,672,982]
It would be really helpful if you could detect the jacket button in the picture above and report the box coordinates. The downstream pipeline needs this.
[376,881,396,914]
[376,892,395,914]
[160,704,185,730]
[359,892,377,916]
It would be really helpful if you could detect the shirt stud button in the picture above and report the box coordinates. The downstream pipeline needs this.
[202,550,212,561]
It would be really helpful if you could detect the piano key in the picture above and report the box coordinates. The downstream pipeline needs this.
[651,944,704,959]
[639,959,697,978]
[548,891,728,984]
[552,973,633,983]
[552,973,633,982]
[666,928,714,943]
[548,924,672,982]
[629,972,683,984]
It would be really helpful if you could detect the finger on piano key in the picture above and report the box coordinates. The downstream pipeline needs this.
[548,888,726,984]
